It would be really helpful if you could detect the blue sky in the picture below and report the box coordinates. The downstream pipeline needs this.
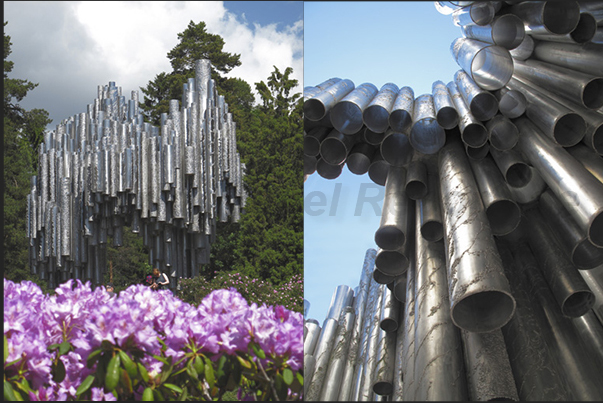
[224,1,303,31]
[304,1,463,323]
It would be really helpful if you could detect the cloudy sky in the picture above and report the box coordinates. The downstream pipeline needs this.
[4,1,303,130]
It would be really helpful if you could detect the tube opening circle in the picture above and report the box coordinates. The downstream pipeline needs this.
[471,46,514,90]
[505,163,532,188]
[554,114,585,147]
[452,290,515,332]
[562,291,595,317]
[487,200,521,236]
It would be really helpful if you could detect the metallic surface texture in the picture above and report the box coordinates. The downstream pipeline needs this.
[410,94,446,154]
[451,37,514,90]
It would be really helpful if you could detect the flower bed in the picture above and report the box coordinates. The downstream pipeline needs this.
[4,278,304,401]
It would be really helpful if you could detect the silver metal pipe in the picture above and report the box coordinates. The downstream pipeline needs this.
[461,14,525,49]
[392,272,407,303]
[363,126,385,146]
[489,146,532,188]
[419,172,444,242]
[400,252,416,401]
[578,265,603,326]
[380,128,414,167]
[320,306,356,401]
[567,143,603,183]
[391,307,405,401]
[371,326,396,397]
[409,94,445,155]
[507,76,586,147]
[389,86,414,134]
[531,41,603,80]
[375,247,409,278]
[539,189,603,270]
[363,83,399,133]
[404,159,428,200]
[513,243,603,400]
[524,208,595,317]
[304,319,322,357]
[320,129,358,165]
[509,31,534,60]
[368,151,389,186]
[339,249,376,402]
[331,83,378,135]
[513,59,603,110]
[454,69,499,121]
[431,80,459,130]
[496,241,574,401]
[469,154,521,236]
[450,37,514,90]
[531,12,597,43]
[579,1,603,24]
[486,113,519,151]
[304,79,355,122]
[515,116,603,247]
[438,136,515,332]
[446,80,488,148]
[466,140,490,159]
[316,158,344,180]
[379,285,401,332]
[357,284,385,401]
[461,328,519,401]
[510,1,580,36]
[304,354,316,397]
[346,143,376,176]
[373,263,397,285]
[326,284,355,321]
[413,203,467,401]
[375,166,410,251]
[451,2,495,27]
[495,87,527,119]
[306,317,339,401]
[572,309,603,370]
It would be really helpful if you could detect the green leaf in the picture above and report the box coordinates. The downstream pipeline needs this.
[54,358,66,383]
[105,354,121,391]
[193,355,205,375]
[236,355,252,369]
[86,349,102,368]
[296,371,303,386]
[58,340,71,356]
[216,355,229,387]
[152,354,169,366]
[138,362,150,383]
[101,340,114,351]
[231,357,242,385]
[204,356,215,388]
[142,387,154,401]
[274,373,288,401]
[152,388,165,401]
[118,350,137,378]
[120,368,133,394]
[14,379,31,395]
[76,375,95,396]
[251,344,266,360]
[4,381,17,401]
[282,368,294,385]
[4,335,9,363]
[186,359,198,379]
[163,383,183,394]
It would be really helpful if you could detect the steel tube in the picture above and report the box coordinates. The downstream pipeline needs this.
[495,87,527,119]
[496,241,574,401]
[305,127,332,157]
[409,94,445,154]
[346,143,376,176]
[379,286,401,332]
[510,1,580,36]
[539,189,603,270]
[531,12,597,43]
[393,272,407,303]
[578,265,603,326]
[509,32,534,60]
[400,253,416,401]
[451,2,495,27]
[404,160,428,200]
[567,143,603,182]
[514,243,603,400]
[469,154,521,236]
[363,126,385,146]
[389,86,414,134]
[380,128,413,167]
[371,326,395,396]
[489,146,532,188]
[304,79,355,122]
[515,116,603,247]
[304,319,322,357]
[320,129,358,166]
[438,136,515,332]
[419,172,444,242]
[306,317,339,401]
[357,284,385,401]
[532,41,603,80]
[413,203,467,401]
[461,328,519,401]
[326,284,355,321]
[331,83,378,135]
[461,14,525,49]
[447,80,488,147]
[525,208,595,317]
[320,306,355,401]
[316,158,344,180]
[451,37,514,90]
[368,151,389,186]
[507,77,586,146]
[339,249,376,402]
[486,113,519,151]
[363,83,399,133]
[454,69,499,121]
[431,80,459,129]
[513,59,603,110]
[375,166,410,251]
[375,247,409,278]
[391,307,405,401]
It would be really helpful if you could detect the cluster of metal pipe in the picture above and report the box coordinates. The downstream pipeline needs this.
[26,59,246,288]
[305,1,603,400]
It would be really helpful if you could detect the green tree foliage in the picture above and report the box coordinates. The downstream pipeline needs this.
[139,21,253,127]
[4,21,52,289]
[234,67,303,285]
[104,227,152,292]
